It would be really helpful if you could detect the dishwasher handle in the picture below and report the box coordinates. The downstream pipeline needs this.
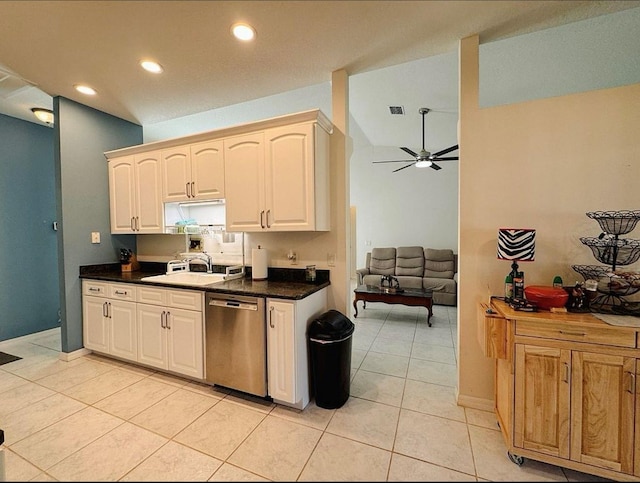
[208,299,258,311]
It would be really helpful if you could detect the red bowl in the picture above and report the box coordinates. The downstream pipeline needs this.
[524,285,569,310]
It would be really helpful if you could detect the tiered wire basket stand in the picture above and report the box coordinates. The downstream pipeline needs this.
[572,210,640,316]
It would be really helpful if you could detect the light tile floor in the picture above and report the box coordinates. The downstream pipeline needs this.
[0,301,610,481]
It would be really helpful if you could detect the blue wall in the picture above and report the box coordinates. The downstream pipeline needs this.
[55,98,142,353]
[0,114,59,341]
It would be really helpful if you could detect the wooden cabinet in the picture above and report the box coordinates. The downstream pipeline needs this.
[480,299,640,480]
[266,288,327,409]
[82,281,137,361]
[161,140,224,202]
[108,152,163,233]
[224,121,330,232]
[136,286,204,379]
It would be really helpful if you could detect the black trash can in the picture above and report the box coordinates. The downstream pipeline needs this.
[309,309,355,409]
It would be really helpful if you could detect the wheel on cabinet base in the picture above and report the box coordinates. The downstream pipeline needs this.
[507,451,525,466]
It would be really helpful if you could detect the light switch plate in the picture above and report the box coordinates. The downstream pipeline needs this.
[327,253,336,266]
[91,232,100,244]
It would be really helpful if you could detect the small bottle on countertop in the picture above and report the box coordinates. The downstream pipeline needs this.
[514,271,525,300]
[553,275,563,288]
[504,274,513,300]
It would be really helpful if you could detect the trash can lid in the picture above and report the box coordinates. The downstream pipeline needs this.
[309,309,354,341]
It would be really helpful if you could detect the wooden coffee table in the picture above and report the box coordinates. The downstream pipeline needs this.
[353,284,433,326]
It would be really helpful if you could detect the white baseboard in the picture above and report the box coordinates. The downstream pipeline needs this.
[59,348,91,361]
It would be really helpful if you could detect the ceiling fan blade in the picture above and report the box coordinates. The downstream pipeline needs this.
[430,163,442,170]
[432,144,459,158]
[372,159,415,164]
[432,156,458,161]
[392,163,415,173]
[400,147,418,157]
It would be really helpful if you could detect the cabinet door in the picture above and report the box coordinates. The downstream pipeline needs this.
[264,123,315,231]
[224,132,265,231]
[165,308,203,379]
[108,156,136,233]
[514,344,571,459]
[191,140,224,200]
[162,146,191,202]
[109,300,137,361]
[571,351,635,474]
[137,304,167,370]
[134,151,164,233]
[267,300,296,404]
[83,295,109,352]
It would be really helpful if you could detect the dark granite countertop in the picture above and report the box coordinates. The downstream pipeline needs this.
[80,262,330,300]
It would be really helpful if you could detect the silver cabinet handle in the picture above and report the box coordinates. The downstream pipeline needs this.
[269,306,275,328]
[131,217,135,231]
[161,311,166,328]
[628,371,636,394]
[166,311,171,329]
[102,301,108,318]
[562,362,569,383]
[266,209,271,228]
[186,182,191,198]
[191,181,195,198]
[136,216,140,231]
[89,287,101,292]
[260,210,265,229]
[559,330,586,337]
[114,290,127,296]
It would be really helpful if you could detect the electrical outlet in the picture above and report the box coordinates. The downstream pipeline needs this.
[327,253,336,266]
[91,231,100,244]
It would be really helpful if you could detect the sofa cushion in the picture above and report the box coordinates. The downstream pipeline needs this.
[395,246,425,277]
[424,248,455,279]
[369,247,396,276]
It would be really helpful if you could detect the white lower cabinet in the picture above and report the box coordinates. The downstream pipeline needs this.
[267,288,327,409]
[136,286,204,379]
[82,281,137,362]
[82,280,204,380]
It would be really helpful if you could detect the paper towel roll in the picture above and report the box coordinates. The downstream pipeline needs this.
[252,247,268,280]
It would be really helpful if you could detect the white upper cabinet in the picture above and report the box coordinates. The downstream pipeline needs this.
[108,152,163,234]
[105,109,331,233]
[224,121,330,232]
[161,140,224,202]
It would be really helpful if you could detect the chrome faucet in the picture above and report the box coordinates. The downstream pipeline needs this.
[181,252,213,273]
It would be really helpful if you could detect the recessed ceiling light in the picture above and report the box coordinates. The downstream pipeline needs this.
[140,60,164,74]
[74,84,97,96]
[231,22,256,41]
[31,107,54,125]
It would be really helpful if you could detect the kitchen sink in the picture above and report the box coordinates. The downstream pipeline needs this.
[140,272,227,286]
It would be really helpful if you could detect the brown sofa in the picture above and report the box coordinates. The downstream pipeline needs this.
[356,247,457,306]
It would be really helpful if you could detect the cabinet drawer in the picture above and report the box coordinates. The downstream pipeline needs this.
[167,290,202,311]
[516,320,636,348]
[108,283,136,301]
[137,286,168,306]
[83,280,108,297]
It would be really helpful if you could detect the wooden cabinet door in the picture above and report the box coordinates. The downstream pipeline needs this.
[191,140,224,200]
[108,156,136,233]
[267,300,296,404]
[109,300,137,362]
[137,304,167,370]
[165,308,203,379]
[264,123,314,231]
[514,344,571,459]
[224,132,265,231]
[134,151,164,233]
[83,295,109,352]
[162,146,191,202]
[571,351,635,474]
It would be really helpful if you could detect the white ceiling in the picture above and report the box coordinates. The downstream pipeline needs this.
[0,0,638,142]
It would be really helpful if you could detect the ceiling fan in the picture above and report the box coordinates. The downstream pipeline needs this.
[373,107,459,172]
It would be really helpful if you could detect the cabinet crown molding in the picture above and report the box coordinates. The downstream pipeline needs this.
[105,109,332,160]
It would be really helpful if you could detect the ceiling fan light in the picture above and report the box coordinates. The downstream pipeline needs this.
[415,160,432,168]
[140,60,164,74]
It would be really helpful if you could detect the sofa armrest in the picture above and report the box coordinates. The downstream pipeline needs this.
[356,268,370,285]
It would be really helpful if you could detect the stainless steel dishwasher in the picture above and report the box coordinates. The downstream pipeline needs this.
[205,293,267,397]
